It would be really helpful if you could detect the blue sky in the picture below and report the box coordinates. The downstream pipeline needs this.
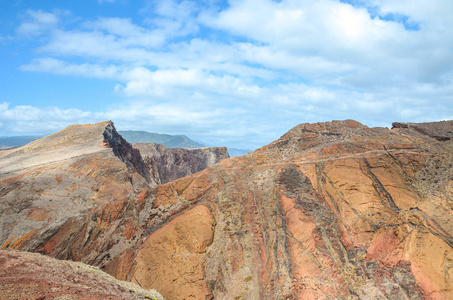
[0,0,452,150]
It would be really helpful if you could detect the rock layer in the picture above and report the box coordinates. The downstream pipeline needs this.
[1,119,452,300]
[134,142,229,184]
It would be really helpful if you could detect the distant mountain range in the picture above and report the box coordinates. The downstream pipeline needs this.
[119,130,251,157]
[0,136,41,149]
[118,130,205,148]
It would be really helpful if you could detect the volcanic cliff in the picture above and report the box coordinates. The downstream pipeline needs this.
[134,142,229,184]
[1,119,452,300]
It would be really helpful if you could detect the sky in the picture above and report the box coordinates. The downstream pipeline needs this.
[0,0,452,150]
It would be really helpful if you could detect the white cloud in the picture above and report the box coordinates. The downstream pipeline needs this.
[373,0,453,26]
[17,10,59,36]
[0,103,87,122]
[0,102,97,134]
[8,1,453,148]
[119,67,260,99]
[20,58,121,79]
[199,0,453,89]
[84,17,167,48]
[39,30,153,62]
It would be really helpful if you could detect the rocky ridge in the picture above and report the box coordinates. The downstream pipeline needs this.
[0,121,151,255]
[1,119,452,300]
[0,121,228,299]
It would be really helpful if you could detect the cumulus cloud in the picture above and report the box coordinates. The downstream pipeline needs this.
[7,0,453,148]
[0,102,98,134]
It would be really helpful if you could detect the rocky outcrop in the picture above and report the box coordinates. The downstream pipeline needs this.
[133,142,229,184]
[392,120,453,141]
[0,249,164,300]
[1,119,452,300]
[0,121,153,260]
[103,123,151,182]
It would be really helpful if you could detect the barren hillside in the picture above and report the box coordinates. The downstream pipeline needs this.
[1,119,452,300]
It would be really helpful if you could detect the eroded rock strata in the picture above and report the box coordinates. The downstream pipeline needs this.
[133,142,229,184]
[1,119,452,300]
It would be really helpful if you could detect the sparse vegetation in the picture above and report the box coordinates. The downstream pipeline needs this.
[415,145,453,197]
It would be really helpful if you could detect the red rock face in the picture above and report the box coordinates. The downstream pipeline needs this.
[1,119,452,300]
[132,205,216,299]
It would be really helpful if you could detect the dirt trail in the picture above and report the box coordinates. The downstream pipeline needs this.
[214,148,429,173]
[295,148,424,165]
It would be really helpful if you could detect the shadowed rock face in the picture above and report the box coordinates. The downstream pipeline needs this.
[1,119,453,300]
[133,142,229,184]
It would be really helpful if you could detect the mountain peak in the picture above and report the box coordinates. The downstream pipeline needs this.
[0,120,147,177]
[15,120,114,153]
[282,119,367,139]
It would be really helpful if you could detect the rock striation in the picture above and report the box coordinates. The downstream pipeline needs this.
[392,120,453,141]
[134,142,229,184]
[1,119,452,300]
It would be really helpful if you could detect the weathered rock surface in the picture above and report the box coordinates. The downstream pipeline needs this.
[392,120,453,141]
[134,142,229,184]
[1,119,452,300]
[0,121,153,263]
[132,205,215,300]
[0,249,164,300]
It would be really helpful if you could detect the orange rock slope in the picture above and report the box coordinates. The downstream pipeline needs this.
[1,119,452,300]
